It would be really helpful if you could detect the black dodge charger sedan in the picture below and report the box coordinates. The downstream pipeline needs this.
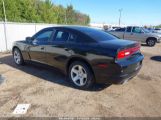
[12,26,144,89]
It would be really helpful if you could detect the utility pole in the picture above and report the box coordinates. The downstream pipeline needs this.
[2,0,7,22]
[2,0,8,51]
[118,9,123,27]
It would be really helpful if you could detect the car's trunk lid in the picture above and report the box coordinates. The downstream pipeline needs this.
[98,39,140,59]
[99,39,137,49]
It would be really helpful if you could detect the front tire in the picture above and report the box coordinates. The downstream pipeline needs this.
[68,61,94,89]
[146,39,156,47]
[13,48,24,65]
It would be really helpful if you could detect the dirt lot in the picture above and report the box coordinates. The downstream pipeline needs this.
[0,43,161,117]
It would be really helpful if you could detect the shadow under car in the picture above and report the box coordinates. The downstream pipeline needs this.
[0,54,111,91]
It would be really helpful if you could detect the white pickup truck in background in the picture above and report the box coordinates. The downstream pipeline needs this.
[108,26,161,47]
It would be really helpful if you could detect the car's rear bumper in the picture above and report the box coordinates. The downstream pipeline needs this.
[93,53,144,84]
[109,64,142,84]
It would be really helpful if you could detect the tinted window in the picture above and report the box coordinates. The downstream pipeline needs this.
[69,34,78,42]
[55,31,69,42]
[79,28,117,41]
[35,30,53,42]
[126,27,132,32]
[115,28,125,32]
[68,33,92,43]
[132,27,142,33]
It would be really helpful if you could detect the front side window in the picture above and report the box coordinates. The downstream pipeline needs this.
[132,27,142,33]
[35,30,53,42]
[54,30,69,42]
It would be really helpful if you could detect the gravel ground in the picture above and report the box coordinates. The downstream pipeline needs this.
[0,43,161,117]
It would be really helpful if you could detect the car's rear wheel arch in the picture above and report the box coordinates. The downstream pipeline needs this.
[66,57,95,80]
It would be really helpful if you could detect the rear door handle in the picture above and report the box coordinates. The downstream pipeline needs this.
[64,48,69,51]
[41,47,45,50]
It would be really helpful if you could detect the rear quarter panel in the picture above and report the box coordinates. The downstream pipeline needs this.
[66,42,116,78]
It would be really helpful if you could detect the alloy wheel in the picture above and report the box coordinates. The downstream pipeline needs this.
[14,50,21,64]
[148,40,155,46]
[71,65,88,87]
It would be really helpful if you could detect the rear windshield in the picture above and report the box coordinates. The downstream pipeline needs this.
[79,27,117,41]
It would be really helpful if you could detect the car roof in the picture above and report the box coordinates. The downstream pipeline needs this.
[50,26,107,36]
[53,25,97,32]
[46,25,99,33]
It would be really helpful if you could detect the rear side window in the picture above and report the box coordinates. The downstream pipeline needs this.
[126,27,132,32]
[115,28,125,32]
[69,34,78,42]
[68,33,94,43]
[54,30,69,42]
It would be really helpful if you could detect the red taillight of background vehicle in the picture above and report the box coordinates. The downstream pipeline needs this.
[117,43,140,60]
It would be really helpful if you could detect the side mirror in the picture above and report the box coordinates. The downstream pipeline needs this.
[25,37,32,42]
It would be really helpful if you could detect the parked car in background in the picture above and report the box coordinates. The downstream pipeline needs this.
[12,26,144,89]
[109,26,161,46]
[147,28,161,34]
[155,28,161,33]
[147,28,157,33]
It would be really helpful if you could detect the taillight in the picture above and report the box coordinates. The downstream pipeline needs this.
[117,43,140,60]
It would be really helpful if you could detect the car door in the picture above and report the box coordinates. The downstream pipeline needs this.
[28,28,54,63]
[125,27,145,42]
[131,27,146,42]
[110,28,125,39]
[45,28,72,70]
[124,27,133,40]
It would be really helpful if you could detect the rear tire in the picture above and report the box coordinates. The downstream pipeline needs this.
[13,48,24,65]
[68,61,94,89]
[146,39,156,47]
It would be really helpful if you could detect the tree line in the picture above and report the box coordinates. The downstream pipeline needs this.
[155,24,161,28]
[0,0,90,25]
